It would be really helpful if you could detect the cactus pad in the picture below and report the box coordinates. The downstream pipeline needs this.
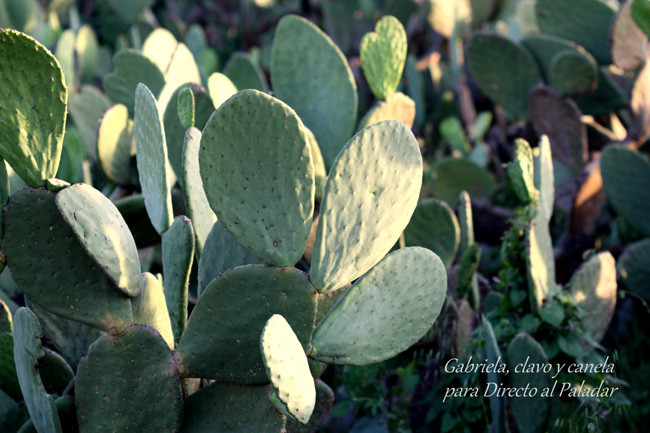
[0,332,20,401]
[310,120,422,293]
[223,52,269,92]
[76,324,182,433]
[13,308,62,433]
[164,84,215,182]
[271,14,358,167]
[182,127,217,256]
[200,89,314,267]
[207,72,238,109]
[55,183,142,297]
[176,265,317,384]
[508,138,538,204]
[601,146,650,236]
[526,201,556,314]
[3,188,133,333]
[403,198,460,268]
[466,32,542,119]
[177,87,195,129]
[97,104,134,184]
[431,157,495,205]
[357,92,416,130]
[311,247,447,365]
[535,0,617,64]
[0,29,67,187]
[482,319,507,433]
[285,379,335,433]
[632,0,650,37]
[533,136,554,222]
[360,15,407,100]
[304,126,327,201]
[261,314,315,424]
[197,221,261,295]
[68,85,112,161]
[618,238,650,300]
[134,83,175,235]
[570,252,617,343]
[162,216,194,343]
[181,383,285,433]
[506,334,550,433]
[103,50,165,115]
[132,272,175,349]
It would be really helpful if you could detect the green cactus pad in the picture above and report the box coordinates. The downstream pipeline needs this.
[0,387,28,431]
[55,183,142,297]
[618,238,650,300]
[0,29,67,187]
[162,216,194,343]
[176,265,317,384]
[601,146,650,236]
[271,14,358,167]
[311,247,447,365]
[97,103,134,184]
[177,87,195,130]
[181,382,286,433]
[533,136,554,222]
[310,120,422,293]
[38,348,74,395]
[164,83,214,182]
[200,89,314,267]
[3,188,133,333]
[357,92,416,130]
[549,50,598,96]
[526,202,556,314]
[13,308,62,433]
[506,333,550,433]
[223,52,269,92]
[482,319,507,433]
[572,67,627,116]
[181,127,216,256]
[134,83,175,235]
[0,332,21,401]
[76,25,99,83]
[570,252,616,343]
[632,0,650,37]
[403,199,460,269]
[197,221,261,295]
[304,126,327,202]
[425,0,471,38]
[507,138,538,204]
[132,272,175,349]
[103,50,165,115]
[159,49,202,115]
[466,32,542,119]
[528,86,587,173]
[142,28,178,73]
[431,157,495,205]
[261,314,315,424]
[535,0,617,64]
[207,72,238,109]
[286,379,334,433]
[28,302,104,369]
[360,15,407,100]
[55,29,76,91]
[114,193,161,248]
[520,35,586,83]
[68,85,111,161]
[458,191,474,257]
[76,324,182,433]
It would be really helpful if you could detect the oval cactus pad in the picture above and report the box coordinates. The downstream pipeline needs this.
[0,29,67,187]
[134,83,175,235]
[76,325,182,433]
[176,265,317,384]
[310,120,422,293]
[360,15,407,101]
[311,247,447,365]
[3,188,133,333]
[271,15,358,168]
[261,314,315,424]
[199,89,314,267]
[55,183,142,297]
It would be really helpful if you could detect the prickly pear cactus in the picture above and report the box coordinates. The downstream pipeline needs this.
[0,29,67,187]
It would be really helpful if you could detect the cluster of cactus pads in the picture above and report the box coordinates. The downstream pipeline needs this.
[0,13,449,432]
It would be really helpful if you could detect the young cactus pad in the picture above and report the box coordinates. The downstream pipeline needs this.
[261,315,316,424]
[309,120,422,293]
[310,247,447,365]
[360,15,407,101]
[199,89,314,267]
[0,29,67,187]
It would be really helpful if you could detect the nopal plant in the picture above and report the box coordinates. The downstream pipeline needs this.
[0,15,449,433]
